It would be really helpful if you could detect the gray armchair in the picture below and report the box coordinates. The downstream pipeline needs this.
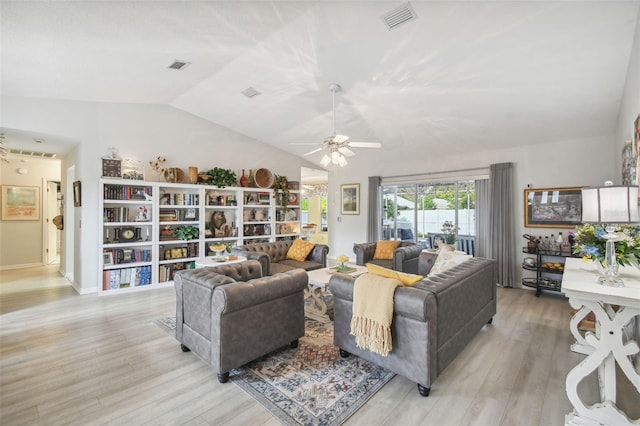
[353,241,424,274]
[174,260,308,382]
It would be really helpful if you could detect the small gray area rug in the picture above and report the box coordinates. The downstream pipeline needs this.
[156,317,394,425]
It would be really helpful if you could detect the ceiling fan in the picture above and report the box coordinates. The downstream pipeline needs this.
[293,83,382,167]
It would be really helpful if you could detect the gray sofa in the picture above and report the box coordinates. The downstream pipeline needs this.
[232,240,329,275]
[330,257,496,396]
[174,260,308,382]
[353,241,424,274]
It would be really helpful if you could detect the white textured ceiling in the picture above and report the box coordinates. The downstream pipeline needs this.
[1,1,638,166]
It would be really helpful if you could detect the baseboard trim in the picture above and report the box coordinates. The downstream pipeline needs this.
[0,262,43,271]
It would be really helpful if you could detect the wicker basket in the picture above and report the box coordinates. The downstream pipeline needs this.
[254,168,274,188]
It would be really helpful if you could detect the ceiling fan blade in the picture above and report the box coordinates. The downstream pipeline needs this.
[338,147,356,157]
[291,142,322,146]
[304,147,323,156]
[332,134,349,143]
[348,141,382,149]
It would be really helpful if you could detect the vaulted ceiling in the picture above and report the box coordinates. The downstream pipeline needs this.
[2,1,638,167]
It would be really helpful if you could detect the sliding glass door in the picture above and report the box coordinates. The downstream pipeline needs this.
[381,180,476,252]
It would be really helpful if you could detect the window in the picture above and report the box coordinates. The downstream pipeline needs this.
[382,180,476,247]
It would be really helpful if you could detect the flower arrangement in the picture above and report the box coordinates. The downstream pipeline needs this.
[337,254,349,267]
[441,221,459,244]
[571,223,640,267]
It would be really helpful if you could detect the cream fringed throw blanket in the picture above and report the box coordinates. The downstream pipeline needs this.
[350,274,402,356]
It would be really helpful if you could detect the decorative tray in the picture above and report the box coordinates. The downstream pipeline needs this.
[328,266,357,274]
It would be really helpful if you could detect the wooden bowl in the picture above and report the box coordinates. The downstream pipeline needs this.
[254,168,274,188]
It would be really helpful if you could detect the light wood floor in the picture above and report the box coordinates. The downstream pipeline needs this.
[1,265,638,426]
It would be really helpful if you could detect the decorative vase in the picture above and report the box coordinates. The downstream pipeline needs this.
[239,169,249,187]
[248,169,255,187]
[441,243,456,252]
[188,166,198,184]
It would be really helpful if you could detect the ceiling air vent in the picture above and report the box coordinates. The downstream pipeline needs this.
[9,149,57,159]
[241,86,261,98]
[168,60,190,70]
[381,2,418,31]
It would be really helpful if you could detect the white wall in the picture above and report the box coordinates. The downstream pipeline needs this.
[2,97,315,292]
[0,156,61,269]
[615,5,640,181]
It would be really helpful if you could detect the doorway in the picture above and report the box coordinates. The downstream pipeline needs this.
[45,180,62,265]
[300,167,329,245]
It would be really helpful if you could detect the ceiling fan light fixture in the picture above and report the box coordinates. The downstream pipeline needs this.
[320,154,331,167]
[337,154,348,167]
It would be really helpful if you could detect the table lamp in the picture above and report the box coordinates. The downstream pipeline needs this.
[581,182,640,286]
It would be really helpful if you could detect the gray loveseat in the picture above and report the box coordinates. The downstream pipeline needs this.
[330,257,496,396]
[174,260,308,383]
[232,240,329,275]
[353,241,424,274]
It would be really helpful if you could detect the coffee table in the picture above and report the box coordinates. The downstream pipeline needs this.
[305,265,368,322]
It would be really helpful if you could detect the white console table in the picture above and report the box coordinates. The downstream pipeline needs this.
[561,257,640,425]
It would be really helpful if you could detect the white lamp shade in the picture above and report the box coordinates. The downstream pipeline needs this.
[581,185,640,223]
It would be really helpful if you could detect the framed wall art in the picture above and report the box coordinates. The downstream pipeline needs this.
[524,187,582,228]
[341,183,360,215]
[1,185,41,221]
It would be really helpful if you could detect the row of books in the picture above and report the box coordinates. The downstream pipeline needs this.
[102,266,152,290]
[161,193,199,206]
[158,262,195,282]
[105,248,152,264]
[104,207,132,222]
[104,184,152,201]
[159,243,198,261]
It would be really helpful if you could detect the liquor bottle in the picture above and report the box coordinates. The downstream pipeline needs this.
[549,234,559,254]
[560,233,572,256]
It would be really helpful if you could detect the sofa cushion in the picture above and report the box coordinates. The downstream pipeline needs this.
[367,258,394,270]
[366,263,424,286]
[428,250,472,277]
[373,240,401,260]
[286,238,316,261]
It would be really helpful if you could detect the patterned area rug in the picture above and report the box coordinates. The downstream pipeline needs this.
[156,317,394,425]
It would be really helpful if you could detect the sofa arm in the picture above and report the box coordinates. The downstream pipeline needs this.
[393,244,424,273]
[309,244,329,266]
[213,269,309,314]
[231,249,271,276]
[353,242,377,265]
[174,269,237,342]
[329,274,433,322]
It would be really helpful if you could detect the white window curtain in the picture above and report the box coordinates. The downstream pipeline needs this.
[367,176,381,241]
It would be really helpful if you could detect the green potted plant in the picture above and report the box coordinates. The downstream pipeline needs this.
[272,174,290,210]
[175,225,199,241]
[207,167,237,188]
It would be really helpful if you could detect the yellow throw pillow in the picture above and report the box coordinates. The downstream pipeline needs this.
[366,263,424,286]
[286,239,316,262]
[372,240,401,260]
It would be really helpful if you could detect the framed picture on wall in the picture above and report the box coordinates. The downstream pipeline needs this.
[524,187,582,228]
[341,183,360,215]
[1,185,41,220]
